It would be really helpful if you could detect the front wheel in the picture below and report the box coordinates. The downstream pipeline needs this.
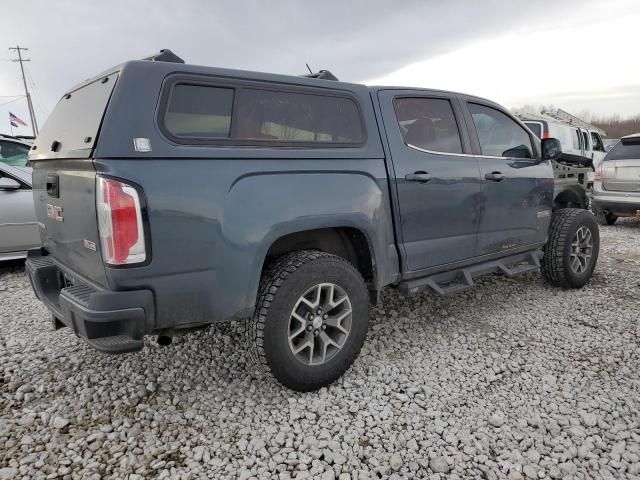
[542,209,600,288]
[246,250,369,392]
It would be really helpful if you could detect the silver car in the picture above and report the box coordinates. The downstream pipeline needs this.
[0,137,40,260]
[592,133,640,225]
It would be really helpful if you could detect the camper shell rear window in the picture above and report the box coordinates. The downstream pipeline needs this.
[160,78,366,147]
[30,73,118,159]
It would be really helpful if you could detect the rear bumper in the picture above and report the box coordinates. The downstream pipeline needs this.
[592,195,640,216]
[25,249,154,353]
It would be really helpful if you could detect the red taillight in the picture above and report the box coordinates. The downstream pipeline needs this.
[97,177,146,265]
[542,131,550,139]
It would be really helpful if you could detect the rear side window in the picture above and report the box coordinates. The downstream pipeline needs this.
[164,85,234,138]
[469,103,533,159]
[162,82,364,146]
[605,141,640,161]
[393,97,463,154]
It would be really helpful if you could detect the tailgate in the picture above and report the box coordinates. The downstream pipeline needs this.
[602,159,640,192]
[29,72,119,287]
[32,161,107,286]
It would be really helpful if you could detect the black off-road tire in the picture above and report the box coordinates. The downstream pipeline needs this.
[542,208,600,289]
[246,250,369,392]
[594,208,618,226]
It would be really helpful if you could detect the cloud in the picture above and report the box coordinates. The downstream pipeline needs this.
[0,0,634,133]
[368,0,640,117]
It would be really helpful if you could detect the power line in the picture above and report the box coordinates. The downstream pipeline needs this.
[0,96,26,108]
[8,46,38,136]
[24,65,47,119]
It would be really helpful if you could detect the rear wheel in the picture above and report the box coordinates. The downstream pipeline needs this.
[247,250,369,392]
[542,209,600,288]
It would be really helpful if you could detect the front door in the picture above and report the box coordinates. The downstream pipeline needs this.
[463,101,553,257]
[581,128,592,162]
[378,90,482,272]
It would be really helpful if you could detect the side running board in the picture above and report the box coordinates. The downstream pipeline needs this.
[398,250,542,296]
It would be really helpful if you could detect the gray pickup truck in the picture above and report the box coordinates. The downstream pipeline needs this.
[26,51,599,391]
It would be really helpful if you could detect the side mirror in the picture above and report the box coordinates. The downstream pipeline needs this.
[541,137,562,161]
[0,177,22,190]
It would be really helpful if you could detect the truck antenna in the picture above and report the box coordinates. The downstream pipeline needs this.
[305,63,313,74]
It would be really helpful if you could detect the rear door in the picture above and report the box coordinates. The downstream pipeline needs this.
[378,90,482,272]
[29,72,119,286]
[590,131,607,168]
[580,128,592,161]
[462,100,553,257]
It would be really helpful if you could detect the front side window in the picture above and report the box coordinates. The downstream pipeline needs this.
[582,131,591,151]
[164,84,234,138]
[591,132,605,152]
[0,141,30,167]
[234,89,364,144]
[469,103,533,158]
[393,97,463,154]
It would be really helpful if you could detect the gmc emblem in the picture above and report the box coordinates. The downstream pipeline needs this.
[46,203,64,222]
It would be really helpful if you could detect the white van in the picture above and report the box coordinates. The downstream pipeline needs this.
[522,118,606,169]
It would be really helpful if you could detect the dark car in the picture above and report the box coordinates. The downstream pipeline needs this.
[26,51,599,391]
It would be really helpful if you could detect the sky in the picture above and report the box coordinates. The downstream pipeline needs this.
[2,0,639,136]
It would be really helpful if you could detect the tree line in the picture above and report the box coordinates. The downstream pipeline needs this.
[586,115,640,139]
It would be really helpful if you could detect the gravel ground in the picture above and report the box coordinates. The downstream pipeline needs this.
[1,219,639,480]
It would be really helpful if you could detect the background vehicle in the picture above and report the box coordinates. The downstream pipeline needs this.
[592,133,640,225]
[517,110,601,211]
[26,52,600,391]
[0,162,40,261]
[520,109,607,169]
[0,135,31,167]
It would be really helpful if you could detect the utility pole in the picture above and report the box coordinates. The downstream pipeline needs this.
[9,46,39,136]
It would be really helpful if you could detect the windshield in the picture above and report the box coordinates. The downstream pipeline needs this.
[0,140,30,166]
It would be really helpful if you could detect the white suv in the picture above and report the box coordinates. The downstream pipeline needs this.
[592,133,640,225]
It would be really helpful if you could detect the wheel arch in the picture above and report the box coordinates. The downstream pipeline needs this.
[259,226,379,299]
[554,186,588,210]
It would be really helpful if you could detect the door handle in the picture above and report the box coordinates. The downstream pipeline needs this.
[405,171,432,183]
[485,171,505,182]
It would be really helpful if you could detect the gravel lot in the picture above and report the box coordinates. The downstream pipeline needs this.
[1,219,639,480]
